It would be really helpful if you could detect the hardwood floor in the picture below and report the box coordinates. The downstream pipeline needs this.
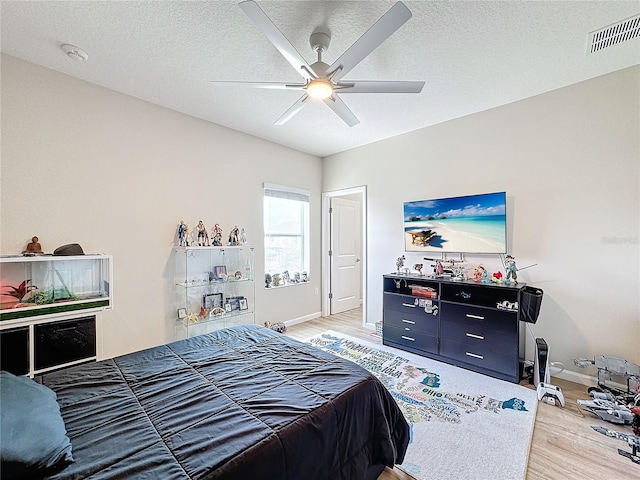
[286,308,639,480]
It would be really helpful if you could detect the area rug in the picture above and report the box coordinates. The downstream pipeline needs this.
[305,331,538,480]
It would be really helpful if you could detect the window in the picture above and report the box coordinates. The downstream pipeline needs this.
[263,183,310,283]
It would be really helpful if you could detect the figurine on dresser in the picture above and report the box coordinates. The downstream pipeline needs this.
[505,255,518,285]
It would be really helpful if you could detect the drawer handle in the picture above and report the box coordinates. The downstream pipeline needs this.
[401,303,417,308]
[465,333,485,340]
[402,319,416,325]
[466,314,485,320]
[466,352,484,360]
[401,335,415,341]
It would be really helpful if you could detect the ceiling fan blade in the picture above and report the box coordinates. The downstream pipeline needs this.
[328,2,412,82]
[210,81,306,90]
[274,94,309,125]
[239,1,315,81]
[337,80,425,94]
[323,95,360,127]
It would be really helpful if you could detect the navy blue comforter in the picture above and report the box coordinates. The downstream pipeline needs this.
[40,325,409,479]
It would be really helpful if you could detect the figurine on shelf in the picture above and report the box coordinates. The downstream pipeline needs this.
[396,255,406,273]
[196,221,209,246]
[177,221,188,246]
[228,225,240,246]
[433,260,445,276]
[272,273,281,287]
[282,270,290,285]
[414,263,423,275]
[211,231,223,246]
[492,271,503,283]
[22,236,43,255]
[473,264,487,282]
[240,228,247,245]
[504,255,518,285]
[265,273,272,288]
[301,271,308,282]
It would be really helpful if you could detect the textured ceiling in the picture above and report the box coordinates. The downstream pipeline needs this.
[1,1,639,157]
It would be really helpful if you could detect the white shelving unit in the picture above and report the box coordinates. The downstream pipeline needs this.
[173,246,255,339]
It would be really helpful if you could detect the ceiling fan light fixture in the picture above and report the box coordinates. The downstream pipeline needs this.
[306,79,333,99]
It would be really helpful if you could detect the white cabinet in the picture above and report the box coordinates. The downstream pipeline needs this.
[173,246,255,338]
[0,254,112,376]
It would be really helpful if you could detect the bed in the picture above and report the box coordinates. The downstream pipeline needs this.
[1,324,409,479]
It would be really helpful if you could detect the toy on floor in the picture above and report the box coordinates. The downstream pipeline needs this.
[574,355,640,406]
[591,421,640,464]
[264,321,287,333]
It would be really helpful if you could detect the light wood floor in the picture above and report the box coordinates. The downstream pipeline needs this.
[285,308,638,480]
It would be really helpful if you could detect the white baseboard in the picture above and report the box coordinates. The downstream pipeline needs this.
[283,311,322,327]
[552,369,597,387]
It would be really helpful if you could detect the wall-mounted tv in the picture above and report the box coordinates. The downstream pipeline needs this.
[404,191,506,254]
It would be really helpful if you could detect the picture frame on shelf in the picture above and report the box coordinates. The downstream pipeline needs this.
[203,293,223,310]
[239,298,248,310]
[177,308,187,319]
[213,265,227,280]
[227,296,242,311]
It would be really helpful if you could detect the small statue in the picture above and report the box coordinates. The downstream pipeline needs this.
[265,273,272,288]
[272,273,281,287]
[212,232,223,246]
[282,270,290,284]
[396,255,406,273]
[473,264,486,282]
[293,272,301,283]
[301,271,308,282]
[177,221,188,246]
[196,221,209,246]
[504,255,518,285]
[240,228,247,245]
[414,263,423,275]
[228,225,240,246]
[22,236,43,255]
[209,224,222,246]
[433,260,445,276]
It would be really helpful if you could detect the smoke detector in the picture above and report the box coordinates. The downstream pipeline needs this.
[61,44,89,62]
[588,14,640,54]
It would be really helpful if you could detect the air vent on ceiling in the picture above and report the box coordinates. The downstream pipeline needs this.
[588,14,640,54]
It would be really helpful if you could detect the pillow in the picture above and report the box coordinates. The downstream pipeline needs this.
[0,371,74,479]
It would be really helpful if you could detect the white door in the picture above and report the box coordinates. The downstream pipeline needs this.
[330,196,361,314]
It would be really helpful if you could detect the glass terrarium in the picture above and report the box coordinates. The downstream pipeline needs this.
[0,255,112,321]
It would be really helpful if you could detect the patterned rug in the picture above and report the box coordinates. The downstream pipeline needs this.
[305,331,538,480]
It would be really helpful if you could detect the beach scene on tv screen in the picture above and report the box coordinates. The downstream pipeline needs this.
[404,192,506,253]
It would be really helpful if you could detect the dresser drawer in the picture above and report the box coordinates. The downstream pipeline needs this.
[384,293,438,317]
[441,303,516,334]
[383,325,438,354]
[440,320,517,354]
[384,308,438,335]
[440,339,518,376]
[441,283,518,309]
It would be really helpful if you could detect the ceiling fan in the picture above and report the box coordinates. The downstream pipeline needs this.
[216,1,425,127]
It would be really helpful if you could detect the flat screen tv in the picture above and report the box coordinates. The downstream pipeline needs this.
[404,191,506,254]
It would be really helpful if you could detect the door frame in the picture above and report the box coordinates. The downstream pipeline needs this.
[321,186,367,326]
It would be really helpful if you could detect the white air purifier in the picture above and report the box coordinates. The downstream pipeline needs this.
[534,338,550,387]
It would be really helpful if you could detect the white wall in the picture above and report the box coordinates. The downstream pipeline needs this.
[323,66,640,381]
[0,54,323,359]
